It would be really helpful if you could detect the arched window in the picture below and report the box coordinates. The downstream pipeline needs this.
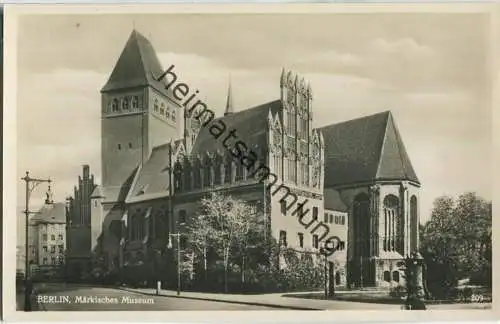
[160,102,165,115]
[131,96,139,109]
[410,195,418,252]
[383,195,400,252]
[154,99,159,112]
[393,271,400,282]
[166,105,171,118]
[121,98,129,110]
[172,108,176,122]
[112,99,119,112]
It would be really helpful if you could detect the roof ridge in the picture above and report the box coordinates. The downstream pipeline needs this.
[391,113,411,180]
[133,31,148,83]
[374,111,391,180]
[320,110,391,130]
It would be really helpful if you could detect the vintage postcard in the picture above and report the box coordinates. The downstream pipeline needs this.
[3,3,498,322]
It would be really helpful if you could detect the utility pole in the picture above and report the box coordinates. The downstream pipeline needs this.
[21,171,52,311]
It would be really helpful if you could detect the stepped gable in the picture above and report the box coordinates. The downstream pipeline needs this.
[320,111,419,187]
[191,99,282,155]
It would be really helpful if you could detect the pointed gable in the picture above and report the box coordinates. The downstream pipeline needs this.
[101,30,167,94]
[376,112,419,183]
[320,111,419,187]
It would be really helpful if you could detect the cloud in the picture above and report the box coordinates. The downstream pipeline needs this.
[368,37,434,58]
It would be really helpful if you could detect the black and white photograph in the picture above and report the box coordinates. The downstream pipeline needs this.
[3,3,496,321]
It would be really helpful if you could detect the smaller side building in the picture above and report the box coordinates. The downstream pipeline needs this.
[324,188,348,288]
[28,202,66,277]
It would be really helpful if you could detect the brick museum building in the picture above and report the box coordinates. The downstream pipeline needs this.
[66,30,421,289]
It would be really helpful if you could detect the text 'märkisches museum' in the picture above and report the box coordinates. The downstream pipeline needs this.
[65,30,421,288]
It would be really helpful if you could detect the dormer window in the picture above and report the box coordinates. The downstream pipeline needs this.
[112,99,119,112]
[131,96,139,109]
[154,99,159,112]
[160,103,165,115]
[122,98,129,110]
[166,105,171,118]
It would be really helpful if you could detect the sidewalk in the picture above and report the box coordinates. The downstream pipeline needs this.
[119,287,402,310]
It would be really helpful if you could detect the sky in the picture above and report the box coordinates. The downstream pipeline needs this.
[15,13,492,245]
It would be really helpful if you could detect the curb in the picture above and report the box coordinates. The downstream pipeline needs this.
[118,288,322,310]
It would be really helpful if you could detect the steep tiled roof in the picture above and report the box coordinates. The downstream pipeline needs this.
[128,143,172,199]
[30,203,66,224]
[126,138,185,202]
[101,30,170,96]
[320,111,419,187]
[191,99,282,154]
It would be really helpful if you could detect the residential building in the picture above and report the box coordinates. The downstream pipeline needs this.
[28,202,66,269]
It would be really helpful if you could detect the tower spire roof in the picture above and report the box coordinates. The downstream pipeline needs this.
[101,29,167,95]
[224,77,234,116]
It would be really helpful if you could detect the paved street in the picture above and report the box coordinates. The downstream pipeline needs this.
[29,283,282,311]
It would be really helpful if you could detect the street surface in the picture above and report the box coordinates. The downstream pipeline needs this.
[29,284,281,311]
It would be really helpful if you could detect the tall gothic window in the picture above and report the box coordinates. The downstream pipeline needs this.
[160,103,165,115]
[383,195,399,252]
[300,93,308,111]
[300,161,308,186]
[300,118,308,140]
[287,113,296,135]
[166,105,171,118]
[274,154,281,177]
[287,158,296,183]
[172,108,176,122]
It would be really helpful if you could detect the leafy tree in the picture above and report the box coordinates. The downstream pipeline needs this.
[420,192,492,298]
[189,192,267,292]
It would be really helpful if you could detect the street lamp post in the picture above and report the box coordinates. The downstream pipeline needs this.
[167,233,182,296]
[319,243,328,300]
[21,171,52,311]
